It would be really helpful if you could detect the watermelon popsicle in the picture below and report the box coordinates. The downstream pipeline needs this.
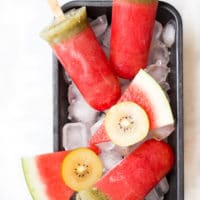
[40,7,121,111]
[94,139,174,200]
[110,0,158,79]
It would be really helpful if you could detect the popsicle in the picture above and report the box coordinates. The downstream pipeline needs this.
[94,139,174,200]
[40,3,121,111]
[110,0,158,79]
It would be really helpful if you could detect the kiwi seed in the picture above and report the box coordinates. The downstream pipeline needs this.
[118,115,135,132]
[74,163,90,178]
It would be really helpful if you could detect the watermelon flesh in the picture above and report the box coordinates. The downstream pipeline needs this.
[21,151,74,200]
[110,0,158,79]
[89,69,174,145]
[95,139,174,200]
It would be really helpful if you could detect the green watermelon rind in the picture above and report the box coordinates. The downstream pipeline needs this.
[132,69,174,128]
[21,157,48,200]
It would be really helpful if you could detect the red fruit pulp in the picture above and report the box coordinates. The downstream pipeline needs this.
[95,139,174,200]
[119,84,155,128]
[89,126,110,146]
[110,0,158,79]
[53,26,121,111]
[37,151,74,200]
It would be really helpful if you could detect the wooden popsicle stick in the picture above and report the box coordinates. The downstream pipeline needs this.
[48,0,65,23]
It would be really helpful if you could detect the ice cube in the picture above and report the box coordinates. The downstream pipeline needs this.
[102,45,110,58]
[62,122,89,150]
[90,114,105,135]
[148,41,170,66]
[145,188,163,200]
[162,20,176,48]
[90,15,108,38]
[152,21,163,42]
[113,139,147,158]
[156,177,170,195]
[68,84,99,125]
[101,26,111,48]
[145,177,169,200]
[145,64,170,83]
[160,81,171,92]
[68,100,99,126]
[68,83,83,104]
[63,71,72,83]
[113,145,134,158]
[149,124,175,140]
[97,142,115,151]
[100,150,123,171]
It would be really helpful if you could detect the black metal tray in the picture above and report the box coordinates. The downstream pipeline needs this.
[52,1,183,199]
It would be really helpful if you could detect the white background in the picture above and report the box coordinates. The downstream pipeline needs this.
[0,0,199,199]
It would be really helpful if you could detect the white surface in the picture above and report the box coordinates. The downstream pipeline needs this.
[0,0,199,199]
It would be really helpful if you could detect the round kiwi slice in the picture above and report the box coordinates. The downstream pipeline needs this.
[105,101,149,147]
[61,148,103,191]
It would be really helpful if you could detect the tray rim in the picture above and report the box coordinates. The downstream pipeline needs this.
[52,1,184,199]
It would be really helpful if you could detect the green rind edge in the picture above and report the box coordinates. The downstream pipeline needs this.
[21,157,48,200]
[133,70,174,126]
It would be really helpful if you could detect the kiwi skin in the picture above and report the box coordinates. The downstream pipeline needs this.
[77,188,110,200]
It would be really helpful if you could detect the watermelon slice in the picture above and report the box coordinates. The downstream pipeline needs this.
[21,151,74,200]
[95,139,174,200]
[89,69,174,145]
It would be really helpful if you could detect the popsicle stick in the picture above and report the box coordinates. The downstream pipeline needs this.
[48,0,65,23]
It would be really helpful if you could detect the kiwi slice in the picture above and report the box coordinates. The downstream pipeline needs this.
[77,188,110,200]
[105,101,149,147]
[61,148,103,191]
